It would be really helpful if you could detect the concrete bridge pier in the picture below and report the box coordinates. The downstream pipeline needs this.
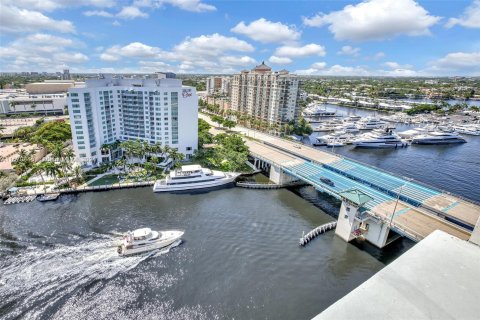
[335,189,392,249]
[269,164,299,185]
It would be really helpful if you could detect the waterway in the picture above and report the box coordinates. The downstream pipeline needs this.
[309,104,480,203]
[0,186,413,319]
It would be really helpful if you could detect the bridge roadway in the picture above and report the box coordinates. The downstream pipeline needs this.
[200,114,480,240]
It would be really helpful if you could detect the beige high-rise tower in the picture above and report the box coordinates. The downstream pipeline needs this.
[230,62,300,125]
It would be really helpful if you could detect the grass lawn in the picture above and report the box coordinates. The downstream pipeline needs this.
[88,174,119,186]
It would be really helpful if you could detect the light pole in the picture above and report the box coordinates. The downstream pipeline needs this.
[389,178,411,227]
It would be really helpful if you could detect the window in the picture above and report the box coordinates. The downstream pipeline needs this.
[186,147,192,151]
[79,153,86,157]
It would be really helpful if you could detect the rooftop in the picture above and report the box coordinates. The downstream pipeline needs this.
[313,230,480,320]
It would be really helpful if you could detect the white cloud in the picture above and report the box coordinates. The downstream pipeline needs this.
[383,61,413,69]
[117,6,148,19]
[268,56,293,64]
[432,51,480,70]
[2,0,115,12]
[0,5,75,33]
[112,20,121,27]
[0,33,88,71]
[134,0,216,12]
[99,34,256,73]
[296,64,372,76]
[172,33,254,56]
[274,44,326,57]
[338,46,361,56]
[84,10,114,17]
[100,42,161,61]
[219,56,257,66]
[446,0,480,28]
[303,0,440,41]
[231,18,300,44]
[311,62,326,69]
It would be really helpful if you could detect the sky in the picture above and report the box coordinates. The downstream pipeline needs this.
[0,0,479,76]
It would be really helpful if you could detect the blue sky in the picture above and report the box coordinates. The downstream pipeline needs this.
[1,0,479,76]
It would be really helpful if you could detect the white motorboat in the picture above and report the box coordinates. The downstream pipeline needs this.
[353,129,408,148]
[117,227,184,256]
[153,165,239,192]
[358,118,387,130]
[37,193,60,202]
[412,131,467,144]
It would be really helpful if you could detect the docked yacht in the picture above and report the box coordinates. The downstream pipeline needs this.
[117,227,184,256]
[153,165,239,192]
[344,115,362,122]
[316,131,355,145]
[336,123,360,133]
[397,127,431,139]
[358,118,387,130]
[412,132,467,144]
[303,105,336,117]
[453,124,480,136]
[353,129,407,148]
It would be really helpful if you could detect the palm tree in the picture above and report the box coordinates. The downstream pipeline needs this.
[73,166,83,186]
[31,104,36,114]
[9,101,16,114]
[43,161,61,187]
[169,149,185,168]
[31,162,47,193]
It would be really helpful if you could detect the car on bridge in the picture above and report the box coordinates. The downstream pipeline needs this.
[320,177,335,187]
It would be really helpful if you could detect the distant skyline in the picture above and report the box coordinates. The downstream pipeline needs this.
[0,0,479,76]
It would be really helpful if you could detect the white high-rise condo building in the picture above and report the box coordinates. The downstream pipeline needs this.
[231,62,300,125]
[67,74,198,166]
[206,76,231,96]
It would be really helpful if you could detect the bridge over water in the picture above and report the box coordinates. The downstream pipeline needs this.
[201,114,480,247]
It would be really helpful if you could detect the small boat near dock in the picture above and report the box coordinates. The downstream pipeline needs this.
[37,193,60,202]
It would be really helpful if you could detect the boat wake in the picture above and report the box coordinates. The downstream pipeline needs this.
[0,234,181,319]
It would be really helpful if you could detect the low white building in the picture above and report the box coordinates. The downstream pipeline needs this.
[67,74,198,166]
[0,89,67,115]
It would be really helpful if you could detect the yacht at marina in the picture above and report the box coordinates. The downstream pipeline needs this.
[453,124,480,136]
[412,131,467,144]
[344,115,362,122]
[303,104,336,117]
[117,227,184,256]
[397,126,432,139]
[353,129,407,148]
[358,118,387,130]
[153,165,239,192]
[336,123,360,133]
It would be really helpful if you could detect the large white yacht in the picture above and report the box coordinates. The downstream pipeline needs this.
[412,131,467,144]
[117,227,184,256]
[303,104,336,117]
[358,118,387,130]
[153,165,239,192]
[353,129,407,148]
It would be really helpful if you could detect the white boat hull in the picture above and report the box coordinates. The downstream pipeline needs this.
[118,230,184,256]
[153,175,237,192]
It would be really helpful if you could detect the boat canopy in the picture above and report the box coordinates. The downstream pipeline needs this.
[132,228,152,238]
